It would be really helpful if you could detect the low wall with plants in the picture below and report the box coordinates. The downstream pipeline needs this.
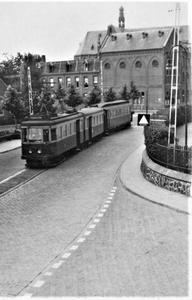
[141,149,191,196]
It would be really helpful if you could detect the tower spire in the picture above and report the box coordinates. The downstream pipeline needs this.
[118,6,125,31]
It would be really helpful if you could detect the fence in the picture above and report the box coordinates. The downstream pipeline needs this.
[148,143,192,174]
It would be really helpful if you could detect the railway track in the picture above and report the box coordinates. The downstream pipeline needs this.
[0,167,46,198]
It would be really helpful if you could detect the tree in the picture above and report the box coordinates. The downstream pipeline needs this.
[64,84,83,110]
[32,87,57,116]
[128,81,140,102]
[0,85,24,128]
[118,84,130,101]
[86,86,101,106]
[55,83,66,113]
[104,87,117,102]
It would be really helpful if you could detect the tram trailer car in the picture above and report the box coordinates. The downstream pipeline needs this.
[93,100,133,133]
[21,112,84,167]
[79,107,104,145]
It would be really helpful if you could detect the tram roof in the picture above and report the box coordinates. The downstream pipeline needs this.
[93,100,130,108]
[78,107,104,116]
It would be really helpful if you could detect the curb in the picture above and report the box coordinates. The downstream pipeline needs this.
[0,146,21,154]
[119,146,190,215]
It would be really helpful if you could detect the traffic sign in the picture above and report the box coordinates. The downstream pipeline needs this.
[137,114,150,126]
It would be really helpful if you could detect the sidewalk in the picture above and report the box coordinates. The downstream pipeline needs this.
[0,139,191,215]
[0,139,21,153]
[120,144,191,215]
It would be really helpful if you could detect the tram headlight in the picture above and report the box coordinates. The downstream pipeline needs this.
[37,149,42,154]
[29,150,32,154]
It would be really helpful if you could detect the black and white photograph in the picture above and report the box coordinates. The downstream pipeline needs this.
[0,1,191,299]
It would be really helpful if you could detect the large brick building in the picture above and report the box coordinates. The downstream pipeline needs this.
[40,6,190,111]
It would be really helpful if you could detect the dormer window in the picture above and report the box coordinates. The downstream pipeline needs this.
[126,33,132,40]
[111,35,117,41]
[91,44,94,50]
[142,32,148,39]
[158,31,164,37]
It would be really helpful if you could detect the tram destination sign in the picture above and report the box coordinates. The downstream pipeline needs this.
[137,114,150,126]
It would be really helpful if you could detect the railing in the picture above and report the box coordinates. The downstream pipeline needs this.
[148,143,192,174]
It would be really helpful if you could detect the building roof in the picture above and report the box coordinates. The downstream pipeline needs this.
[101,27,173,53]
[75,30,107,57]
[75,25,189,57]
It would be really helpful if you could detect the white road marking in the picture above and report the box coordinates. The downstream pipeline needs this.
[98,213,103,217]
[77,238,85,243]
[94,219,100,223]
[106,201,111,203]
[111,189,116,192]
[104,205,109,208]
[45,272,52,276]
[70,245,79,250]
[113,187,117,189]
[33,281,44,288]
[108,197,113,200]
[22,293,32,298]
[62,253,71,258]
[109,193,114,196]
[89,224,96,229]
[101,209,106,212]
[0,169,26,185]
[52,261,64,269]
[84,231,91,235]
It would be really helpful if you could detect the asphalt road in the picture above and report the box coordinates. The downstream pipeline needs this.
[0,124,189,297]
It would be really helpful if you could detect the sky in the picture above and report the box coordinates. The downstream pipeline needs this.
[0,1,190,63]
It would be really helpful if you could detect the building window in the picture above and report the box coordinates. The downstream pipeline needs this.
[75,77,79,88]
[49,78,54,87]
[84,77,89,88]
[135,61,142,69]
[152,60,159,68]
[104,63,111,70]
[66,77,71,87]
[93,76,98,85]
[58,77,62,84]
[119,62,126,69]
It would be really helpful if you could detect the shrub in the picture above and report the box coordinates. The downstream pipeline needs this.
[144,122,173,158]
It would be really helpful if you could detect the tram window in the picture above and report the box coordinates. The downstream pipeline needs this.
[65,125,67,136]
[29,128,42,142]
[96,115,99,124]
[59,127,62,139]
[51,128,57,141]
[22,128,27,142]
[43,129,49,142]
[69,123,72,135]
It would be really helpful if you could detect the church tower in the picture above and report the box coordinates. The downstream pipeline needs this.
[118,6,125,31]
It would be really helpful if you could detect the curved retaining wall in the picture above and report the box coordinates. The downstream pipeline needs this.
[141,149,192,196]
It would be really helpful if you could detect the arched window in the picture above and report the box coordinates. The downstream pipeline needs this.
[104,63,111,70]
[152,60,159,68]
[119,62,126,69]
[135,61,142,69]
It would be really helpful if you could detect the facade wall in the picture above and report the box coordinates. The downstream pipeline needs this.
[101,50,165,109]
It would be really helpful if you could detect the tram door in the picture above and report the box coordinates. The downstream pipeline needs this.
[88,116,92,141]
[76,120,81,148]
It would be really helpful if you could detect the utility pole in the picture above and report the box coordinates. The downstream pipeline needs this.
[27,66,33,115]
[168,3,180,148]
